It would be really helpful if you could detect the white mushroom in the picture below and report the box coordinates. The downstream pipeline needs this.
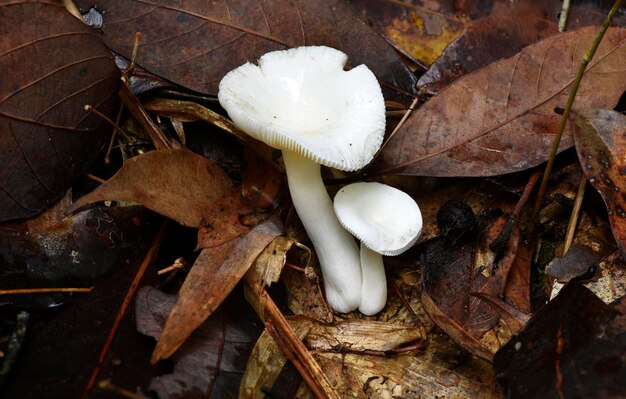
[218,46,385,313]
[334,182,422,315]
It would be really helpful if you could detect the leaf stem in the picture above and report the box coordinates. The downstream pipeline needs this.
[528,0,623,238]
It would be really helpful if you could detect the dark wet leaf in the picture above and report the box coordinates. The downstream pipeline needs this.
[494,285,626,399]
[372,27,626,177]
[136,286,263,399]
[422,199,531,360]
[572,109,626,259]
[0,191,152,308]
[0,0,120,221]
[74,0,417,101]
[0,234,161,399]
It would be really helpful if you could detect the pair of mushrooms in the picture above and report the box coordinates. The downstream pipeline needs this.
[218,46,422,315]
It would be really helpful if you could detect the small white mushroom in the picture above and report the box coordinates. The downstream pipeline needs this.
[218,46,385,313]
[334,182,422,315]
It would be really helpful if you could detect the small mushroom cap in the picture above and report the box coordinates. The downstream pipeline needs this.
[218,46,385,171]
[334,182,422,256]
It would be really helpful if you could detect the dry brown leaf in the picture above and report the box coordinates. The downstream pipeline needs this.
[572,109,626,258]
[152,217,283,363]
[372,27,626,177]
[304,320,426,353]
[69,149,251,241]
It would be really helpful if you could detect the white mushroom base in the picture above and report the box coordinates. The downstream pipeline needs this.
[359,244,387,315]
[282,150,362,313]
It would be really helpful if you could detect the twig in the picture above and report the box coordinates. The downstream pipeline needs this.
[82,220,168,398]
[561,174,587,257]
[97,380,147,399]
[0,287,92,295]
[261,290,339,399]
[558,0,571,32]
[528,0,623,237]
[84,173,106,184]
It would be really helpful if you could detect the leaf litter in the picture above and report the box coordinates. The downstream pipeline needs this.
[3,1,626,398]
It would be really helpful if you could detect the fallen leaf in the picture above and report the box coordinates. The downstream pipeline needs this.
[422,197,532,360]
[417,0,626,91]
[372,27,626,177]
[0,190,151,308]
[136,286,263,399]
[152,217,283,362]
[68,149,251,243]
[74,0,417,101]
[0,0,120,221]
[304,319,426,353]
[0,238,161,399]
[348,0,464,66]
[494,285,626,399]
[572,109,626,258]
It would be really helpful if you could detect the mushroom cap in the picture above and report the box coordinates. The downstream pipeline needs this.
[334,182,422,256]
[218,46,385,171]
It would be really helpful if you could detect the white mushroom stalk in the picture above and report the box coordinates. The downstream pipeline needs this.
[218,46,385,313]
[334,182,422,315]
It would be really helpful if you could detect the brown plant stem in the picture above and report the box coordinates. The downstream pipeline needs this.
[261,289,339,399]
[561,175,587,257]
[529,0,623,237]
[0,288,92,295]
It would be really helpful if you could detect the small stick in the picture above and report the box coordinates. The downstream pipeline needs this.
[84,104,126,134]
[97,380,147,399]
[157,257,185,275]
[0,287,92,295]
[84,173,106,184]
[104,104,124,164]
[262,290,339,399]
[82,221,168,398]
[529,0,623,237]
[128,32,142,74]
[561,174,587,257]
[558,0,572,32]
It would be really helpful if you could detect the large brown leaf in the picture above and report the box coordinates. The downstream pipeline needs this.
[572,109,626,258]
[0,0,120,221]
[372,26,626,177]
[74,0,417,100]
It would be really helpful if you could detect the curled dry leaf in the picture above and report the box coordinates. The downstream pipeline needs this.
[0,0,120,221]
[572,109,626,258]
[68,148,252,246]
[152,217,282,363]
[373,27,626,177]
[74,0,417,101]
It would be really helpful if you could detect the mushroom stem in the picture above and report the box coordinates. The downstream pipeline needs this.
[282,150,362,313]
[358,244,387,315]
